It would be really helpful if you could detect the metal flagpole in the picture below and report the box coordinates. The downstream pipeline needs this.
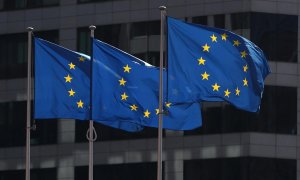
[26,26,34,180]
[157,6,166,180]
[88,25,96,180]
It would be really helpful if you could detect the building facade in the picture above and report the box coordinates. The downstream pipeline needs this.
[0,0,299,179]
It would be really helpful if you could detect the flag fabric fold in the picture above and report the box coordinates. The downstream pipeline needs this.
[167,17,271,112]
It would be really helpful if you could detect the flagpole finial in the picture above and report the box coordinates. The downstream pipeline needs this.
[89,25,96,30]
[27,27,34,31]
[159,6,166,10]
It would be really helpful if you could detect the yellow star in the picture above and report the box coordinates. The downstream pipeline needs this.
[241,51,247,58]
[235,87,240,96]
[79,56,85,62]
[243,78,248,86]
[119,78,126,86]
[224,89,231,97]
[202,43,210,52]
[130,104,138,111]
[201,71,210,80]
[144,110,150,118]
[121,92,128,101]
[212,83,220,91]
[198,57,206,65]
[123,64,131,73]
[210,34,217,42]
[233,40,241,46]
[243,64,248,72]
[68,62,76,70]
[155,108,160,115]
[68,89,75,96]
[221,33,228,40]
[165,102,171,108]
[64,74,72,83]
[77,100,84,108]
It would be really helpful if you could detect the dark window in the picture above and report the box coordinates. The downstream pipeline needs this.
[231,12,297,62]
[0,30,58,79]
[214,14,225,28]
[0,101,58,147]
[0,168,56,180]
[78,0,114,4]
[250,86,297,134]
[77,24,129,55]
[75,162,163,180]
[184,157,296,180]
[185,86,297,135]
[75,120,158,142]
[231,12,250,30]
[0,0,58,11]
[251,13,297,62]
[192,16,208,25]
[129,21,160,66]
[77,21,160,66]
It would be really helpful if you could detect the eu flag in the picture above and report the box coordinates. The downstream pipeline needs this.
[34,38,90,120]
[34,38,144,132]
[92,38,202,130]
[167,17,271,112]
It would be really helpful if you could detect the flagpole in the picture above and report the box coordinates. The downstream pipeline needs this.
[157,6,166,180]
[26,26,34,180]
[88,25,96,180]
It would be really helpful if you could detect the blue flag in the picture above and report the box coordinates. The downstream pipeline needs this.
[34,38,143,131]
[92,38,202,130]
[167,17,271,112]
[34,38,90,120]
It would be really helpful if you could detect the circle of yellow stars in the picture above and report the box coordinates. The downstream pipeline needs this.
[118,64,172,119]
[196,33,249,98]
[64,56,86,108]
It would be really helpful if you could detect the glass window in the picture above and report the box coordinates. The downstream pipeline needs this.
[0,30,58,79]
[77,24,129,55]
[231,13,250,31]
[75,120,158,142]
[77,21,160,66]
[0,101,58,147]
[184,157,296,180]
[214,14,225,28]
[78,0,113,4]
[250,86,297,134]
[250,13,297,62]
[0,168,56,180]
[0,0,58,10]
[75,162,163,180]
[184,86,297,135]
[129,21,160,66]
[192,16,208,25]
[231,12,297,62]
